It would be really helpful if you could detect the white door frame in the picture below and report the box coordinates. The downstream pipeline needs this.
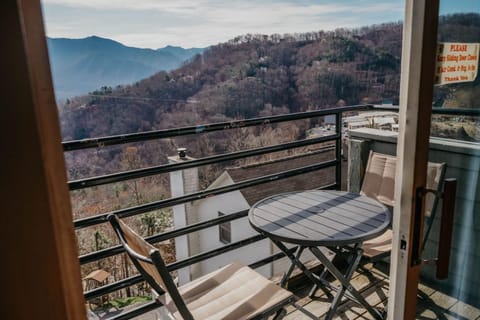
[388,0,440,319]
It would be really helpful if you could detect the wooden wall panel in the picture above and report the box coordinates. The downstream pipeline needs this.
[0,0,85,319]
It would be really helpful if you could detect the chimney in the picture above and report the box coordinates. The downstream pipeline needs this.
[177,147,187,159]
[168,148,201,284]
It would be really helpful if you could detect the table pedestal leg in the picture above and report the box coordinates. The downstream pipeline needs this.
[308,266,329,298]
[272,240,330,297]
[281,246,304,288]
[309,246,383,320]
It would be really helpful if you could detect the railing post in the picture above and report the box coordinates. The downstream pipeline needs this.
[336,112,343,190]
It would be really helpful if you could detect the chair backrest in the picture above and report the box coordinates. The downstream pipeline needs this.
[360,151,396,207]
[360,151,446,245]
[108,214,195,320]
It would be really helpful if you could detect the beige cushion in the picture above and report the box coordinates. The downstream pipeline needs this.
[165,262,293,320]
[360,152,396,207]
[360,152,444,213]
[362,229,393,258]
[115,217,292,319]
[359,152,445,259]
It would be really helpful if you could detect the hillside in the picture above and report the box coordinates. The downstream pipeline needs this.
[61,23,404,140]
[47,36,203,99]
[60,14,480,178]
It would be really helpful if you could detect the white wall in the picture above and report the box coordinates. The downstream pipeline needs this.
[193,175,272,278]
[169,170,191,285]
[169,155,201,285]
[172,168,320,284]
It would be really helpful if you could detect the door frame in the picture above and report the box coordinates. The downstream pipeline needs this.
[388,0,440,319]
[1,0,86,319]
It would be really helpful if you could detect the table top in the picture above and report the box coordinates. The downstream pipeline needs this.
[248,190,391,247]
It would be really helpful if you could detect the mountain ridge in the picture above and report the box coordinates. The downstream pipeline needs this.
[60,14,480,142]
[47,35,204,99]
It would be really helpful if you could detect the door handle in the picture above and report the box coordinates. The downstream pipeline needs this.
[411,178,456,279]
[436,178,456,279]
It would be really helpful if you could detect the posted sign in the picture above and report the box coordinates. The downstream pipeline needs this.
[435,42,479,85]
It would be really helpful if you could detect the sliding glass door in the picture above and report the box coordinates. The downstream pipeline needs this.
[390,0,479,318]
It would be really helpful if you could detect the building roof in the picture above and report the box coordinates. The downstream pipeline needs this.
[225,147,338,206]
[83,269,110,283]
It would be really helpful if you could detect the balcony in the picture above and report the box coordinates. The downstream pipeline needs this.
[90,261,479,319]
[63,105,480,319]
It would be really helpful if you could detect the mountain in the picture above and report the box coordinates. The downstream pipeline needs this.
[47,36,204,99]
[158,45,204,62]
[60,23,403,140]
[60,14,480,142]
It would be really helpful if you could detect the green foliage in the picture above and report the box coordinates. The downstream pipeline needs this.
[90,86,113,95]
[326,37,360,63]
[139,210,172,236]
[94,230,110,251]
[316,72,357,103]
[245,64,256,77]
[106,296,152,309]
[360,50,399,72]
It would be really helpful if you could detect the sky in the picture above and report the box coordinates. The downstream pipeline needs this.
[41,0,479,49]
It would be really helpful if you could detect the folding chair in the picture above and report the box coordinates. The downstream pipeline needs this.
[108,214,296,320]
[359,151,446,261]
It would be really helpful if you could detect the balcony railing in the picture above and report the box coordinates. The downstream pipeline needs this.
[63,104,478,320]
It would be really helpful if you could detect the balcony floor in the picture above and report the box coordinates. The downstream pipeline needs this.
[97,261,480,320]
[284,261,480,320]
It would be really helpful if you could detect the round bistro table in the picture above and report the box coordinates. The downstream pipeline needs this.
[249,190,391,320]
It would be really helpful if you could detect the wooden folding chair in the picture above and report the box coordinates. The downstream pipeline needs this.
[359,151,446,261]
[108,214,296,320]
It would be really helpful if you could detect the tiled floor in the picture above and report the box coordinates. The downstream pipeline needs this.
[283,262,480,320]
[98,261,480,319]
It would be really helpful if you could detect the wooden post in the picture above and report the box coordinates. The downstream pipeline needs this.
[388,0,439,319]
[0,0,86,319]
[347,138,371,193]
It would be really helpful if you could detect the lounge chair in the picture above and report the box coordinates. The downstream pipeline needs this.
[108,214,296,320]
[359,151,446,261]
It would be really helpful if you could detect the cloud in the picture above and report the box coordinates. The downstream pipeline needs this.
[41,0,404,48]
[42,0,225,12]
[42,0,402,15]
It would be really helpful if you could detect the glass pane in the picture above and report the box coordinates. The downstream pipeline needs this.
[421,1,480,318]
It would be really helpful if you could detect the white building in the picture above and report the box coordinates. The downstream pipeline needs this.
[344,111,399,132]
[169,147,338,284]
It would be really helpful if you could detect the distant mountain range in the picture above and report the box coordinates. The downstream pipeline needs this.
[47,36,204,99]
[61,13,480,142]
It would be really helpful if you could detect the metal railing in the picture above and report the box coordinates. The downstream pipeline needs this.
[376,105,480,116]
[65,104,476,319]
[65,104,370,319]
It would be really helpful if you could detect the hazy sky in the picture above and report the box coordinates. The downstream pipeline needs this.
[41,0,479,49]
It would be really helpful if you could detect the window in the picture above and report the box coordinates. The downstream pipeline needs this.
[218,212,231,244]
